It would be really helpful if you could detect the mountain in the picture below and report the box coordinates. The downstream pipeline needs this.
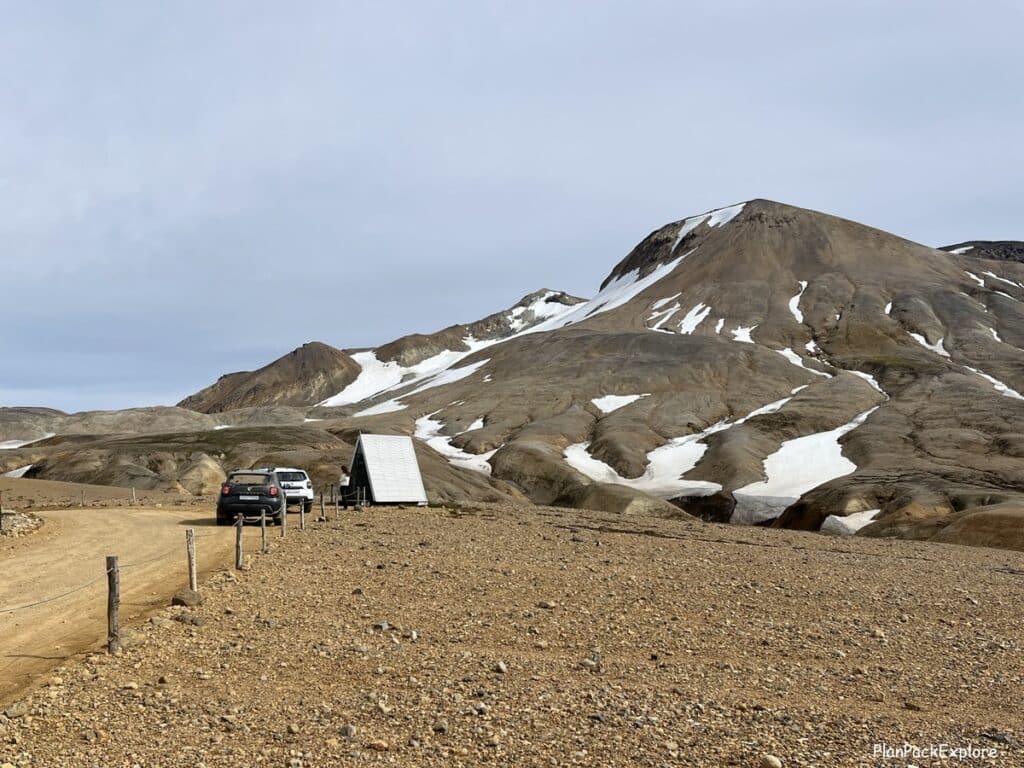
[5,199,1024,550]
[941,240,1024,263]
[178,342,361,413]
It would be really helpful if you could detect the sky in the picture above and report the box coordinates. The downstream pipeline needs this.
[2,1,1022,412]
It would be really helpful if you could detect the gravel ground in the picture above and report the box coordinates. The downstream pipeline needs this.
[0,511,41,538]
[1,502,1022,767]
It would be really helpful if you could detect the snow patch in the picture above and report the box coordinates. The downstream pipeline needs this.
[777,348,831,378]
[964,270,986,287]
[648,304,681,331]
[964,366,1024,400]
[678,303,711,335]
[591,394,650,414]
[804,340,819,354]
[884,301,892,316]
[983,271,1024,290]
[821,508,880,536]
[908,332,950,358]
[732,408,878,525]
[848,370,886,396]
[731,325,756,343]
[671,203,745,251]
[564,394,794,499]
[530,252,693,334]
[507,291,577,332]
[353,358,491,417]
[950,245,974,255]
[990,327,1003,343]
[2,464,33,478]
[714,319,725,334]
[650,293,681,311]
[788,281,807,323]
[414,413,496,474]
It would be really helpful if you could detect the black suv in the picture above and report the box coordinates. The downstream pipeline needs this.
[217,469,287,526]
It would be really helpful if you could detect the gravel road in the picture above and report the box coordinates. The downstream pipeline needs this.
[0,505,234,704]
[1,502,1022,767]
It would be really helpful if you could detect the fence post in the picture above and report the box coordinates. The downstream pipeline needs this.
[186,528,197,591]
[235,516,244,570]
[80,490,85,507]
[335,489,340,518]
[280,501,287,538]
[0,490,4,533]
[300,501,306,530]
[261,511,268,553]
[106,555,120,654]
[131,487,137,505]
[320,494,325,522]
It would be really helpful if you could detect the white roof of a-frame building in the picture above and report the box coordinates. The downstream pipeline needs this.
[356,434,428,504]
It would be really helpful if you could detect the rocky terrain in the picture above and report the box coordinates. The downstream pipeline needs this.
[1,503,1021,767]
[4,201,1024,551]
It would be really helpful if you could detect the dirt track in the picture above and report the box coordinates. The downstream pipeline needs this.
[0,505,235,704]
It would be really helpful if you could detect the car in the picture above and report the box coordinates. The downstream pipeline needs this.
[217,469,287,526]
[254,466,315,514]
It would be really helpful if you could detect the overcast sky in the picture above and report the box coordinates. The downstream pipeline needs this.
[2,1,1022,412]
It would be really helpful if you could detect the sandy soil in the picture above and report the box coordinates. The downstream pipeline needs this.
[1,502,1022,767]
[0,504,235,704]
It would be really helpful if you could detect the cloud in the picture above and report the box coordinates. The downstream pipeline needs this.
[2,1,1022,411]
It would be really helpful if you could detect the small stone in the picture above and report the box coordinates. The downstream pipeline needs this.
[339,724,357,738]
[352,587,363,595]
[372,621,390,631]
[366,739,389,751]
[493,660,508,674]
[46,676,63,687]
[537,600,556,609]
[4,702,28,719]
[761,756,783,768]
[287,723,300,734]
[122,682,139,690]
[171,589,203,608]
[432,718,449,734]
[871,627,886,639]
[579,658,599,671]
[158,675,170,685]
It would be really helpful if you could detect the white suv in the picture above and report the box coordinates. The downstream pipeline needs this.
[257,467,314,514]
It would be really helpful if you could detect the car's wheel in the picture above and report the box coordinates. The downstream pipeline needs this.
[273,512,283,526]
[303,500,313,514]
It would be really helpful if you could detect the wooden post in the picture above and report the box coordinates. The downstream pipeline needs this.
[131,487,137,505]
[0,490,4,533]
[260,511,268,553]
[106,555,120,654]
[335,489,340,518]
[186,528,197,591]
[320,494,325,522]
[80,490,85,507]
[280,501,287,538]
[235,516,244,569]
[299,501,306,530]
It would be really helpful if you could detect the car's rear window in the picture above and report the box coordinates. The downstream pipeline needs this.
[277,472,306,482]
[229,473,270,484]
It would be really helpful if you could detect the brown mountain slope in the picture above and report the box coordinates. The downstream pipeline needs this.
[178,342,361,413]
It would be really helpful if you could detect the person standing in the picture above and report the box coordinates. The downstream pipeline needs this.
[339,464,350,509]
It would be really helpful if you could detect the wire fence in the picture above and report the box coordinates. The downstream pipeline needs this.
[0,518,268,615]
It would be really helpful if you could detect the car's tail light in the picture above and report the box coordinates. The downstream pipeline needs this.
[269,486,278,496]
[306,481,312,488]
[221,485,230,495]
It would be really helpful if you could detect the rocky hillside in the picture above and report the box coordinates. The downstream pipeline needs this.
[941,240,1024,263]
[5,199,1024,551]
